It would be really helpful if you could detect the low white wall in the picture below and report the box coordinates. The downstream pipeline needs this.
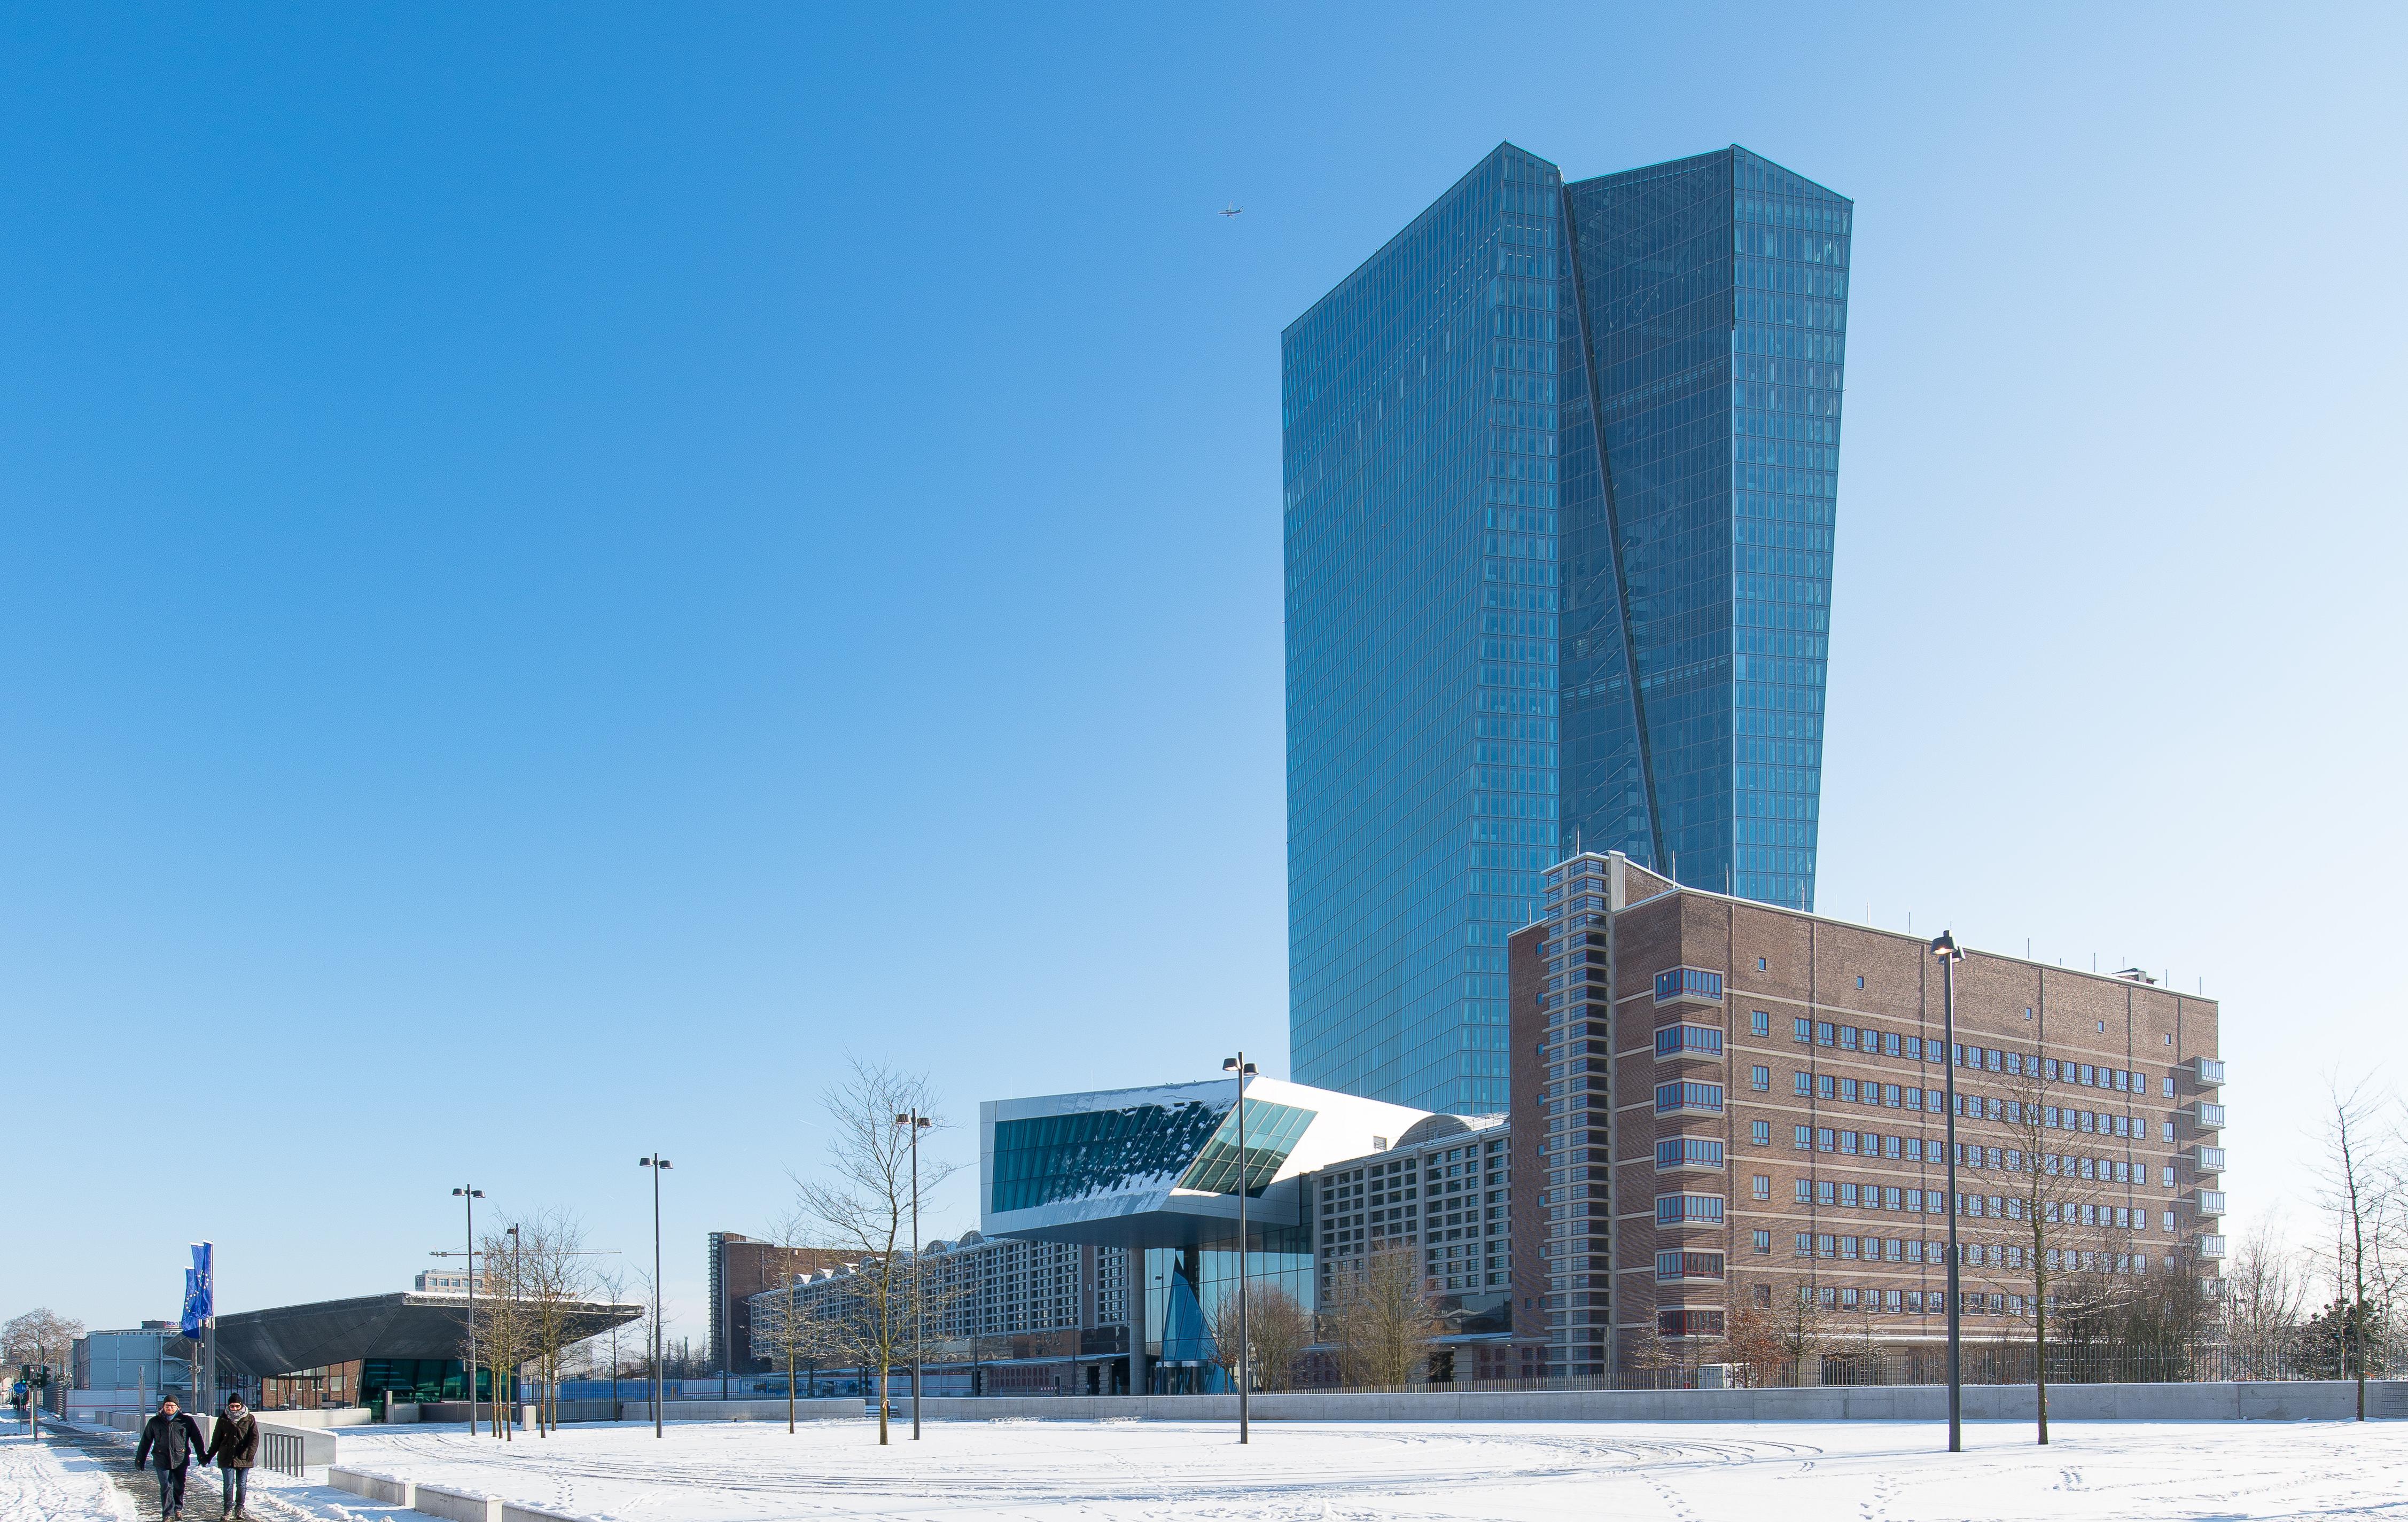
[778,1380,2399,1424]
[250,1407,376,1429]
[329,1467,415,1507]
[414,1482,502,1522]
[656,1398,861,1423]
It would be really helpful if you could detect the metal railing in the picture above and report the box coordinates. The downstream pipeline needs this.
[260,1430,308,1478]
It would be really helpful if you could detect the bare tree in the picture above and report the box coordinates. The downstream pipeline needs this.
[792,1058,957,1445]
[1326,1246,1439,1388]
[1983,1048,2114,1445]
[2224,1214,2306,1378]
[1245,1284,1311,1393]
[592,1267,632,1414]
[1782,1285,1835,1372]
[626,1269,661,1424]
[2318,1076,2400,1418]
[4,1308,84,1420]
[754,1213,845,1434]
[1205,1287,1247,1392]
[2,1307,84,1372]
[469,1227,533,1441]
[1716,1280,1790,1387]
[514,1211,599,1437]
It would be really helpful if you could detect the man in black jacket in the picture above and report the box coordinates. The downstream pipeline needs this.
[204,1394,259,1518]
[134,1395,207,1520]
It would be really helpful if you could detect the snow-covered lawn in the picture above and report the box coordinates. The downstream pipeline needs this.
[309,1415,2408,1521]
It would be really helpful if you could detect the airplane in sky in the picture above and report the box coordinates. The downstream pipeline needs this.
[1219,204,1243,217]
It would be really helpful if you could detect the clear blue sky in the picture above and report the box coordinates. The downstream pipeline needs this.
[7,3,2401,1343]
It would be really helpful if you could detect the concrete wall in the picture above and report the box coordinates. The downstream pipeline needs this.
[658,1398,861,1423]
[414,1482,502,1522]
[334,1468,592,1522]
[773,1380,2404,1424]
[329,1468,415,1507]
[247,1407,375,1429]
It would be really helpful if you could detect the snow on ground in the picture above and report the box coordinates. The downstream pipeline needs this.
[0,1431,133,1522]
[306,1415,2408,1522]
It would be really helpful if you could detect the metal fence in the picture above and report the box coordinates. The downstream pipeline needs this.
[259,1430,308,1478]
[1279,1344,2408,1395]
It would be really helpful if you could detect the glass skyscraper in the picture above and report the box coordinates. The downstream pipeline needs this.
[1284,143,1849,1113]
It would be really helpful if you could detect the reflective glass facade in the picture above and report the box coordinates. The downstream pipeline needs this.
[1140,1228,1315,1393]
[1177,1098,1315,1195]
[1286,144,1848,1112]
[990,1099,1227,1213]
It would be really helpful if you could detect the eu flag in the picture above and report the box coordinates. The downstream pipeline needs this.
[180,1243,213,1338]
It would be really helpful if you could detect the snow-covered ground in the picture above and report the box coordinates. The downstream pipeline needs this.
[1,1430,130,1522]
[288,1415,2408,1521]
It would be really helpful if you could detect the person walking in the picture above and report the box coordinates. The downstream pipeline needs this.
[204,1394,259,1518]
[133,1394,207,1520]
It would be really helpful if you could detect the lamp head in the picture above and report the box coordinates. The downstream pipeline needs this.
[894,1112,911,1125]
[1928,931,1962,961]
[1222,1058,1238,1072]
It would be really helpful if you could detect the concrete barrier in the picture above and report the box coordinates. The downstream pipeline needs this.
[329,1467,415,1507]
[414,1482,503,1522]
[387,1402,423,1424]
[501,1503,593,1522]
[720,1379,2401,1424]
[258,1420,340,1466]
[243,1407,375,1428]
[657,1398,861,1423]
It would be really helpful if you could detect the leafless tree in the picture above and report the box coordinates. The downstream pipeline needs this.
[591,1267,633,1412]
[1205,1287,1247,1392]
[2318,1076,2401,1418]
[1981,1048,2115,1445]
[754,1209,845,1433]
[469,1227,534,1441]
[4,1307,84,1417]
[1716,1279,1793,1387]
[513,1210,599,1436]
[1325,1246,1439,1388]
[2223,1214,2308,1378]
[626,1269,661,1424]
[1245,1284,1311,1393]
[792,1057,957,1445]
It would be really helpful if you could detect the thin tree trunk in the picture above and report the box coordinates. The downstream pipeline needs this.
[2035,1291,2049,1446]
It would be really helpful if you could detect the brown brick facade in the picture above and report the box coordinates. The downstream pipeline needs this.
[1509,852,2224,1376]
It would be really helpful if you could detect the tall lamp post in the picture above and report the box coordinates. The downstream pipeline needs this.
[451,1187,484,1436]
[1221,1052,1257,1446]
[508,1224,525,1438]
[639,1155,673,1439]
[1931,931,1966,1454]
[893,1110,932,1440]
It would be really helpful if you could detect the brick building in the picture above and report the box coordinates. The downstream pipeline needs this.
[1509,852,2225,1377]
[708,1232,852,1375]
[1307,1115,1516,1381]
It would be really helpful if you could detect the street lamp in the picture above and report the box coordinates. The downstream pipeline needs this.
[893,1110,932,1440]
[450,1188,484,1436]
[1220,1053,1257,1446]
[640,1156,673,1439]
[506,1224,522,1439]
[1930,931,1966,1454]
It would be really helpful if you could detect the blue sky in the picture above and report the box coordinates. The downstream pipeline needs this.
[6,3,2402,1341]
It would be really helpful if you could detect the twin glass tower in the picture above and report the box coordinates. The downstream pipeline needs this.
[1284,144,1850,1114]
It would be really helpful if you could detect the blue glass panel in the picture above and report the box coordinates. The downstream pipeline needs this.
[1285,143,1848,1112]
